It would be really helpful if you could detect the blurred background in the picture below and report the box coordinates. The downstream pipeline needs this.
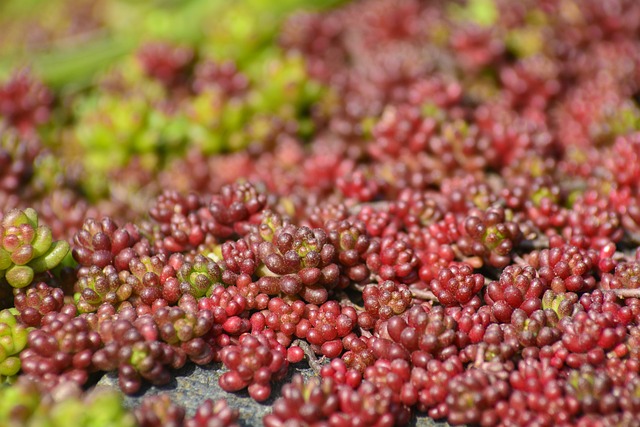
[0,0,344,87]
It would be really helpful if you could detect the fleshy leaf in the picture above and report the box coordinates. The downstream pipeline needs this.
[28,240,70,273]
[0,310,16,327]
[0,248,11,270]
[5,265,34,288]
[11,325,28,354]
[31,226,53,258]
[0,357,20,377]
[23,208,39,228]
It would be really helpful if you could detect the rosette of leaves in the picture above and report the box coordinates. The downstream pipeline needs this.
[93,317,179,395]
[121,254,175,308]
[527,241,599,293]
[557,310,627,368]
[176,254,223,298]
[384,305,469,360]
[456,206,522,268]
[485,264,547,322]
[153,306,214,364]
[392,188,444,230]
[0,309,28,382]
[72,217,140,270]
[541,289,579,320]
[264,375,339,426]
[13,282,65,327]
[362,280,412,321]
[20,312,101,388]
[366,236,420,284]
[219,238,259,281]
[257,210,288,244]
[565,366,620,415]
[0,208,70,288]
[602,261,640,290]
[509,308,561,348]
[326,219,374,284]
[117,339,178,395]
[143,190,205,254]
[206,181,268,238]
[266,372,412,425]
[218,331,289,402]
[256,221,339,304]
[444,368,509,426]
[74,265,132,313]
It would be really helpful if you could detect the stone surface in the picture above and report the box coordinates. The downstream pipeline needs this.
[97,363,450,426]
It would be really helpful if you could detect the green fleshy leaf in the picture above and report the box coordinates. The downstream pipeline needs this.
[23,208,39,229]
[0,248,11,270]
[85,391,137,427]
[0,335,12,355]
[11,325,28,354]
[0,310,16,328]
[449,0,498,27]
[5,265,33,289]
[0,357,20,377]
[51,398,85,426]
[31,226,53,258]
[28,240,70,273]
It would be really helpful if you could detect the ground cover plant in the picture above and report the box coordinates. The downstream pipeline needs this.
[2,0,640,425]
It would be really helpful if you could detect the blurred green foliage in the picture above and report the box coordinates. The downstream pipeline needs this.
[0,0,344,88]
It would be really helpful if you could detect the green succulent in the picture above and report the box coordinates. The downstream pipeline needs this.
[449,0,498,27]
[74,265,132,314]
[0,208,69,289]
[0,380,137,427]
[0,309,28,382]
[259,210,286,243]
[542,289,577,320]
[185,88,250,154]
[177,254,223,298]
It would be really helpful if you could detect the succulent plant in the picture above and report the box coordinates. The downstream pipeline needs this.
[0,208,69,289]
[0,378,137,427]
[0,309,28,382]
